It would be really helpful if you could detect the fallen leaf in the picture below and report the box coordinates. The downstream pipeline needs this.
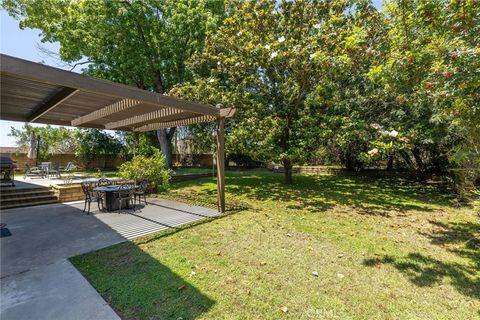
[287,233,293,237]
[246,289,251,295]
[260,261,267,266]
[279,305,288,313]
[337,273,345,279]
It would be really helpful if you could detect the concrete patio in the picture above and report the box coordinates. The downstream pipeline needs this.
[13,174,123,188]
[0,198,218,320]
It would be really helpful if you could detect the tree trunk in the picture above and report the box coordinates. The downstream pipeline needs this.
[133,132,139,157]
[399,150,414,169]
[412,147,424,171]
[386,155,394,170]
[156,129,173,169]
[283,158,293,184]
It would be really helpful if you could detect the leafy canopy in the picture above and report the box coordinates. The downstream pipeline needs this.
[2,0,224,92]
[175,0,357,182]
[74,129,124,166]
[8,124,76,162]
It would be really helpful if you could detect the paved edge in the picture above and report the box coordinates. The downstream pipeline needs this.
[1,259,121,320]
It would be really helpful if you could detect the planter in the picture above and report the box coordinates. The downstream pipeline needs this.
[52,184,84,202]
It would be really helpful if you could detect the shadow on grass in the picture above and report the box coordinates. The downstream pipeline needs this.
[166,171,457,216]
[71,241,215,320]
[363,221,480,300]
[223,172,455,215]
[160,186,253,214]
[134,207,245,246]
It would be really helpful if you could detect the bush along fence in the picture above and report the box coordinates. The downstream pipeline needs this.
[271,165,446,180]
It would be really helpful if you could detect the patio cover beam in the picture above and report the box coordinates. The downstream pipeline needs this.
[28,87,79,122]
[132,115,217,132]
[71,99,141,126]
[104,107,184,130]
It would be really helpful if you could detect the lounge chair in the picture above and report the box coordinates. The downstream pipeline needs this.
[59,161,75,174]
[24,163,45,179]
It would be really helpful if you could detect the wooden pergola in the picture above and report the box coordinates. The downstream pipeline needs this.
[0,54,234,213]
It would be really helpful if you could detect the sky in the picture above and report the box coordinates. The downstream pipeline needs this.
[0,10,66,147]
[0,1,383,147]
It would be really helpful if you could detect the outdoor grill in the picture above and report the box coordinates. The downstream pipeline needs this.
[0,156,16,187]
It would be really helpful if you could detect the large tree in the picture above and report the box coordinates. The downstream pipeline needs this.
[2,0,225,168]
[176,0,357,183]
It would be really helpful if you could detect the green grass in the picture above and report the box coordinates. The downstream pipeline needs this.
[173,167,215,176]
[71,170,479,319]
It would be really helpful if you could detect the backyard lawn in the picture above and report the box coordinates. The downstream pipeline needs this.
[71,170,479,319]
[75,167,214,178]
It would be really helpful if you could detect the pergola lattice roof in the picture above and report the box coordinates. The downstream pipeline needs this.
[0,54,232,213]
[0,54,234,131]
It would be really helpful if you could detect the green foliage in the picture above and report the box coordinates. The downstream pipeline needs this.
[2,0,224,92]
[75,129,124,168]
[119,150,172,192]
[226,153,260,168]
[172,0,478,191]
[174,0,352,182]
[8,124,76,162]
[138,132,161,157]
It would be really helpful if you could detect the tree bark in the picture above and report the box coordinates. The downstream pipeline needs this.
[412,147,424,172]
[399,150,414,169]
[156,129,173,169]
[386,155,394,170]
[283,158,293,184]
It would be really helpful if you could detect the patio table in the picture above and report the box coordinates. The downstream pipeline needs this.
[93,185,134,211]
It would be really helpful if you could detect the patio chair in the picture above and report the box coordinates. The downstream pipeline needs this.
[24,163,45,179]
[115,184,133,213]
[81,182,103,215]
[133,179,148,208]
[48,164,61,179]
[59,161,75,174]
[37,162,54,178]
[97,178,111,186]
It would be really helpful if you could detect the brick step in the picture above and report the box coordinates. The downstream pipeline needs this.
[0,199,59,210]
[0,194,58,206]
[0,190,55,199]
[0,187,50,194]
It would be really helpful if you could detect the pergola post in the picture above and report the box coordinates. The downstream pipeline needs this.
[216,104,226,214]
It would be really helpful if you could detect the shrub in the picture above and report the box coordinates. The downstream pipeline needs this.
[226,153,261,168]
[119,150,172,192]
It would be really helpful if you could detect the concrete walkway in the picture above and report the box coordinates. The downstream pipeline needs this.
[0,198,218,320]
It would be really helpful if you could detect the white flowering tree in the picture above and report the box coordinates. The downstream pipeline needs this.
[176,0,352,184]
